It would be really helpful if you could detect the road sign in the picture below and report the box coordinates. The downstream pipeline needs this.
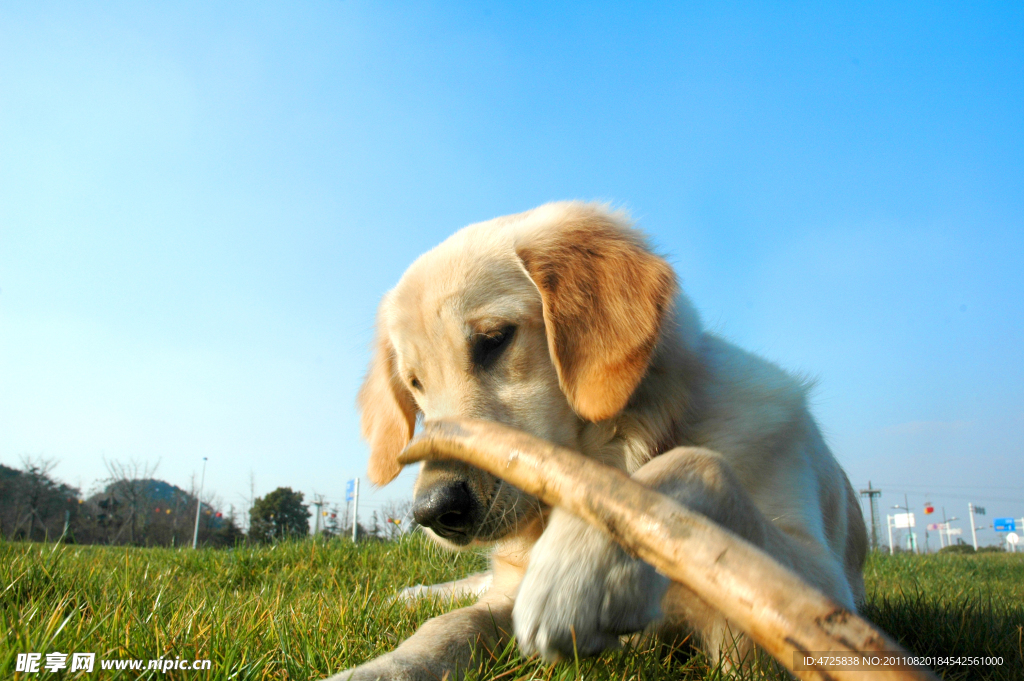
[974,506,986,515]
[345,479,356,502]
[1007,532,1019,546]
[926,523,941,531]
[994,518,1016,532]
[893,512,915,529]
[946,527,962,536]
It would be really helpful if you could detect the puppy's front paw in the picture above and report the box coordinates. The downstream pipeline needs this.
[513,510,669,661]
[323,661,388,681]
[323,658,419,681]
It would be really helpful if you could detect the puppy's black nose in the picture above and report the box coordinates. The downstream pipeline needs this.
[413,480,479,540]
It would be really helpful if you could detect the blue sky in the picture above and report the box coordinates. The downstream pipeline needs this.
[1,2,1021,547]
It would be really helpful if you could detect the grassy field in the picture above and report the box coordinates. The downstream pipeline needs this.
[2,536,1022,680]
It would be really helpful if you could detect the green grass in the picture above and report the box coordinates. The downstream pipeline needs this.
[2,537,1022,680]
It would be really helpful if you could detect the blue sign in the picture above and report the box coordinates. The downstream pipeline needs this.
[345,479,355,502]
[994,517,1016,532]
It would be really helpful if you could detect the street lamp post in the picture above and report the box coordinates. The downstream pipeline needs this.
[939,508,959,549]
[892,497,918,554]
[192,457,208,549]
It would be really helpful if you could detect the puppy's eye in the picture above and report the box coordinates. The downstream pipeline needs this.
[410,377,422,391]
[472,325,516,369]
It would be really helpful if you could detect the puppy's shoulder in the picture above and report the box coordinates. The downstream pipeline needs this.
[693,334,812,450]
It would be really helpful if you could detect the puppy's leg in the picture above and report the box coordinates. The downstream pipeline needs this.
[514,447,854,663]
[393,571,494,605]
[328,554,530,681]
[325,596,512,681]
[634,447,856,604]
[513,507,669,661]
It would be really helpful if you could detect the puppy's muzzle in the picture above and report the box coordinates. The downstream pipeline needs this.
[412,480,481,543]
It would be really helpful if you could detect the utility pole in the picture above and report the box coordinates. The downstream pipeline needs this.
[923,508,930,554]
[891,497,917,554]
[968,503,977,551]
[313,495,323,536]
[968,502,986,551]
[905,493,917,554]
[245,470,256,536]
[192,457,208,550]
[859,482,882,551]
[351,478,360,543]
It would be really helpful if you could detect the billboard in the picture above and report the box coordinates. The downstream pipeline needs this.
[892,512,915,529]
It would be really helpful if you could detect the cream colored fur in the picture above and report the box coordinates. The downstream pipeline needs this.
[327,202,867,681]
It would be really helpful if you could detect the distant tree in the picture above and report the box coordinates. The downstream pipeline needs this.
[0,465,20,537]
[208,505,246,547]
[939,543,975,554]
[378,500,413,541]
[136,479,195,547]
[249,487,310,542]
[0,458,81,541]
[101,459,159,544]
[323,504,343,538]
[368,511,381,539]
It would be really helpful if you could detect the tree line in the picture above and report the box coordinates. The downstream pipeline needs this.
[0,457,412,547]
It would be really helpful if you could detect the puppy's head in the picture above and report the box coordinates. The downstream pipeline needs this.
[358,202,676,548]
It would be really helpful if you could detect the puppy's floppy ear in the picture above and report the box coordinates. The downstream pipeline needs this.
[516,204,676,422]
[358,327,417,486]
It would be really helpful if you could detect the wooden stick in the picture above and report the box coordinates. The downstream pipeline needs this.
[398,418,939,681]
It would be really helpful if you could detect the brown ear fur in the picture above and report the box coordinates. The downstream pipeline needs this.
[517,206,676,421]
[358,329,417,486]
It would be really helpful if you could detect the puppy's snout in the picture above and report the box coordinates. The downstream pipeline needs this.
[413,480,480,541]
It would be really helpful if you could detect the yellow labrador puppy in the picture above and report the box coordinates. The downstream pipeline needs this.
[330,202,866,680]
